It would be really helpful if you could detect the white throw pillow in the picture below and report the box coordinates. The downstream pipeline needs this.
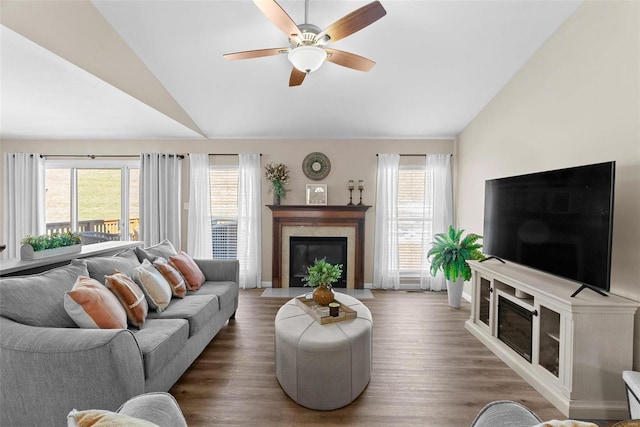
[132,259,173,312]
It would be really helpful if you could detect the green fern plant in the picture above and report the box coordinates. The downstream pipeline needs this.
[427,226,484,281]
[302,258,343,288]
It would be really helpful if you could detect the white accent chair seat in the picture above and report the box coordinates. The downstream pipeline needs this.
[275,293,372,410]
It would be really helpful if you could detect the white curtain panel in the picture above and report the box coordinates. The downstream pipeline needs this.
[140,153,182,248]
[187,153,213,259]
[420,154,454,291]
[373,154,401,289]
[237,154,262,289]
[2,153,46,259]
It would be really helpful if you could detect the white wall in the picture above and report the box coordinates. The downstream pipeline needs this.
[0,138,453,285]
[456,0,640,367]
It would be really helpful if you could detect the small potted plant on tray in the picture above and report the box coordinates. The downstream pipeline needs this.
[427,225,483,308]
[303,258,343,305]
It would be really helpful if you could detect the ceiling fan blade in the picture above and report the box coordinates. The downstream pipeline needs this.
[223,47,288,61]
[316,1,386,44]
[325,48,376,72]
[254,0,301,40]
[289,67,306,87]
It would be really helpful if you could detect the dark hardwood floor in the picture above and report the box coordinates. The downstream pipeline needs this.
[170,289,616,426]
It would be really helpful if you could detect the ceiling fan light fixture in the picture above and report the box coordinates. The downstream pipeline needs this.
[288,45,327,73]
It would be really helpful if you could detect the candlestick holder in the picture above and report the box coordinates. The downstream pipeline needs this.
[347,180,355,206]
[357,180,364,206]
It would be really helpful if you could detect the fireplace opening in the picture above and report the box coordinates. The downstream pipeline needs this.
[289,236,347,287]
[497,296,534,363]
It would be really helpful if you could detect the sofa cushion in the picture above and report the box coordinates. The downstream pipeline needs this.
[130,318,189,379]
[64,276,128,329]
[67,409,159,427]
[133,259,172,312]
[135,240,178,263]
[0,261,88,327]
[146,294,219,337]
[153,257,187,298]
[105,272,149,328]
[169,251,205,291]
[194,281,238,311]
[85,249,141,284]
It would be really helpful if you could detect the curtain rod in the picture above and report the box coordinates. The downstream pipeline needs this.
[376,153,453,157]
[41,154,185,159]
[200,153,262,156]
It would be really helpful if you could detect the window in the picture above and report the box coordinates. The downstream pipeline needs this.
[45,160,140,244]
[209,165,238,259]
[397,166,430,275]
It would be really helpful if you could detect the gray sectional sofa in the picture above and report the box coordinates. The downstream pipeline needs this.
[0,246,239,427]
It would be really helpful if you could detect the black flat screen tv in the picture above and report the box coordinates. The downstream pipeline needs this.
[483,161,615,292]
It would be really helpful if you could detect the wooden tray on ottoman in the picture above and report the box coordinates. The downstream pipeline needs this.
[295,296,357,324]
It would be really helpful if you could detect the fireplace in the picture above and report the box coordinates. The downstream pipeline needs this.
[497,296,534,363]
[289,236,347,287]
[267,205,369,288]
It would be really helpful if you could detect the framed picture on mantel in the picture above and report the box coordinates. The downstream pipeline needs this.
[306,184,327,206]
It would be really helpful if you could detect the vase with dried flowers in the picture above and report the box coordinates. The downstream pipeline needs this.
[265,162,290,205]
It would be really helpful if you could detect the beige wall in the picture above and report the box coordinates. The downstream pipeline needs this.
[455,1,640,367]
[0,138,453,284]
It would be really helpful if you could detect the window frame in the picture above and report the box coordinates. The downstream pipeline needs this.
[45,159,139,240]
[208,162,239,260]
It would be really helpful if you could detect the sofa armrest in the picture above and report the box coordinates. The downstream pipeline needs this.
[0,317,145,427]
[117,392,187,427]
[195,259,239,283]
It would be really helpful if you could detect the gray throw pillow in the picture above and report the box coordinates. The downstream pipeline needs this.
[0,260,88,327]
[85,249,141,283]
[134,240,178,263]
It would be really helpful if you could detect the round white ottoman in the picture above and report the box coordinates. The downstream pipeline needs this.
[275,293,373,410]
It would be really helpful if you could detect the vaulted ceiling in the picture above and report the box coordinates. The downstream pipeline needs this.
[0,0,582,140]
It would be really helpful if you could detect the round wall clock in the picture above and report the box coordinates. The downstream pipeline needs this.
[302,152,331,181]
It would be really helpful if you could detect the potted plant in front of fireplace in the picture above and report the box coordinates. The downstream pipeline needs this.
[264,162,290,205]
[427,225,483,308]
[20,231,82,261]
[303,258,343,306]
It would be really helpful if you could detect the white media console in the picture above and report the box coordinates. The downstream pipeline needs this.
[466,259,638,419]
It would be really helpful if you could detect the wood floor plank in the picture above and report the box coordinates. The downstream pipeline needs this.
[170,289,612,426]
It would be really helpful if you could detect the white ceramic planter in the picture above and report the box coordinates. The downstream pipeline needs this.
[446,278,465,308]
[20,244,82,261]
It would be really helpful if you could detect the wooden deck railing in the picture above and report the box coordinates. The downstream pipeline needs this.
[46,218,140,240]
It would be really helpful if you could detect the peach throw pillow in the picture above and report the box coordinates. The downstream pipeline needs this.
[153,257,187,298]
[64,276,127,329]
[169,251,205,291]
[105,272,148,328]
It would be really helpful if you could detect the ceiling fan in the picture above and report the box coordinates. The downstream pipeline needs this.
[223,0,386,87]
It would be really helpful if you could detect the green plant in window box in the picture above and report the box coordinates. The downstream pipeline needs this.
[21,231,82,252]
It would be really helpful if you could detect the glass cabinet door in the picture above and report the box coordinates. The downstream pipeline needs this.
[479,278,491,326]
[538,305,560,377]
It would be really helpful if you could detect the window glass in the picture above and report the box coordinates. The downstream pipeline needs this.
[45,168,71,233]
[398,167,426,272]
[78,169,121,236]
[129,168,140,241]
[209,167,239,259]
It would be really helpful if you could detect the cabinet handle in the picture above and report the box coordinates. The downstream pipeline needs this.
[532,310,538,317]
[489,288,493,293]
